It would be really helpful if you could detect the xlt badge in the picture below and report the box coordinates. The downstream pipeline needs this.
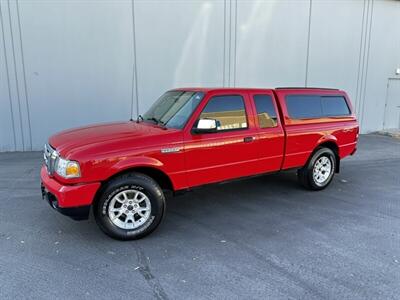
[161,147,181,154]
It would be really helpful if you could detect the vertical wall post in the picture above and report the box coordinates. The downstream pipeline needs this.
[305,0,312,87]
[130,0,139,119]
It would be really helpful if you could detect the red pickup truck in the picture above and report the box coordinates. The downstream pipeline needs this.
[41,87,359,240]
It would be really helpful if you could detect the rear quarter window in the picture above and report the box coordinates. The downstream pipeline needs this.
[285,95,350,119]
[253,95,278,128]
[321,96,350,116]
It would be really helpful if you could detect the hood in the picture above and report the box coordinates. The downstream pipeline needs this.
[49,121,172,158]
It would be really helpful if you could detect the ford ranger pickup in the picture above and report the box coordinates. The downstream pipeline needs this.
[41,87,359,240]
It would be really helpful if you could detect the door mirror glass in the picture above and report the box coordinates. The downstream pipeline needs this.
[193,119,218,133]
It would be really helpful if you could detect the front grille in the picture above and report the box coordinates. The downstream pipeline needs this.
[43,143,58,175]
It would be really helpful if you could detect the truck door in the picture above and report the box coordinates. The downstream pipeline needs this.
[183,92,260,187]
[249,92,285,173]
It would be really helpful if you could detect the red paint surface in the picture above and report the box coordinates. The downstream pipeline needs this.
[41,88,358,208]
[41,166,100,208]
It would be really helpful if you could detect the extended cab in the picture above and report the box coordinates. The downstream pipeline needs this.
[41,88,359,240]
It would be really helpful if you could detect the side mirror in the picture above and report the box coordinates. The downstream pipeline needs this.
[193,118,218,133]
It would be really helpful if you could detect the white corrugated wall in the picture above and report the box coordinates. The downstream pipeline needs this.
[1,0,399,151]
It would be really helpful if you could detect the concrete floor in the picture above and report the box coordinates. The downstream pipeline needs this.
[0,134,399,299]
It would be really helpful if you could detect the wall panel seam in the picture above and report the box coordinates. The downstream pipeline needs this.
[7,0,24,150]
[304,0,312,87]
[0,1,16,150]
[222,0,226,87]
[228,0,231,86]
[16,0,32,150]
[131,0,139,118]
[357,0,371,123]
[355,0,367,116]
[233,0,237,87]
[360,0,374,129]
[358,0,369,117]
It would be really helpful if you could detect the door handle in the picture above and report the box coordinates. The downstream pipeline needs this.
[243,136,255,143]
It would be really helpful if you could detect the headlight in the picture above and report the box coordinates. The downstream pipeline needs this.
[56,157,81,178]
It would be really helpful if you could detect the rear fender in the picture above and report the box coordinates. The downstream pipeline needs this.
[316,135,340,173]
[316,134,338,146]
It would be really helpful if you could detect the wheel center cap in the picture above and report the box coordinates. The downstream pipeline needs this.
[127,205,134,211]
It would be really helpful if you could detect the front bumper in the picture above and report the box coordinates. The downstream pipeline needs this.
[40,165,101,220]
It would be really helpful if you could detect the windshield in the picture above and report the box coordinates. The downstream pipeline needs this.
[143,91,204,129]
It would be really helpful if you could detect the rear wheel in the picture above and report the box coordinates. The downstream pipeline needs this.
[94,172,166,240]
[297,147,336,190]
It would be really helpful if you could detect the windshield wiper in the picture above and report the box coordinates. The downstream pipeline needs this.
[145,117,166,128]
[146,117,159,124]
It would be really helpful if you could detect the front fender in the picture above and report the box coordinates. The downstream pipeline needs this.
[101,155,178,190]
[109,156,165,177]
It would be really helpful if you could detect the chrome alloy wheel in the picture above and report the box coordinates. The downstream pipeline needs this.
[313,156,332,185]
[107,190,151,230]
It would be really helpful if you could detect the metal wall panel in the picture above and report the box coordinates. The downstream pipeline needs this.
[306,0,364,109]
[0,2,15,151]
[235,0,310,88]
[0,0,28,151]
[362,0,400,131]
[1,0,400,151]
[17,0,134,150]
[134,0,225,113]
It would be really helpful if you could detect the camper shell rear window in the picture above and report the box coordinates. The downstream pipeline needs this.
[285,95,350,119]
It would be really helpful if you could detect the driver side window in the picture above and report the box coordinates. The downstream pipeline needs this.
[199,95,248,131]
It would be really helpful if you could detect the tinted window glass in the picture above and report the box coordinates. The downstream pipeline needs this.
[253,95,278,128]
[285,95,322,119]
[321,96,350,116]
[199,95,247,131]
[163,92,204,128]
[143,91,204,129]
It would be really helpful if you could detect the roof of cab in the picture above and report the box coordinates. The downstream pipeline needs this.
[172,87,342,93]
[171,87,273,93]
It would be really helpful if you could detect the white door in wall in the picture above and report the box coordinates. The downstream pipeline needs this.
[384,79,400,130]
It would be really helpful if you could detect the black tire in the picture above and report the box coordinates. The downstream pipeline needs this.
[297,147,337,190]
[93,172,166,240]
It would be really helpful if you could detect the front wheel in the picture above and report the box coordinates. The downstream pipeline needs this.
[297,147,336,190]
[94,172,166,240]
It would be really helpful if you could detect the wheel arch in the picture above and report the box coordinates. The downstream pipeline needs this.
[93,165,175,207]
[313,139,340,173]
